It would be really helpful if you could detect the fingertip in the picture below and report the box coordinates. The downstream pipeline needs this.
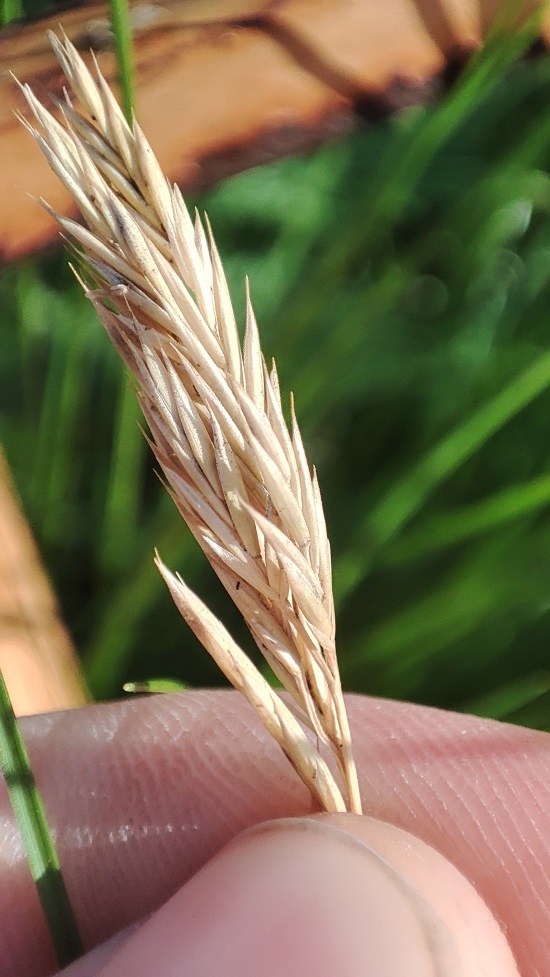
[315,813,521,976]
[91,815,520,977]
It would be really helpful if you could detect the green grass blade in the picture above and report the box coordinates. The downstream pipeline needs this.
[109,0,135,122]
[370,348,550,544]
[498,688,550,729]
[383,472,550,565]
[123,678,188,694]
[335,347,550,600]
[84,512,194,697]
[99,375,145,574]
[0,0,21,25]
[277,12,538,344]
[0,671,83,968]
[343,532,530,686]
[460,670,550,720]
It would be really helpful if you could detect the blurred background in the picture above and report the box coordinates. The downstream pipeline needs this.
[3,3,550,728]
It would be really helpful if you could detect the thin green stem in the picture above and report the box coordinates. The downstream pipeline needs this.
[0,671,83,967]
[109,0,135,122]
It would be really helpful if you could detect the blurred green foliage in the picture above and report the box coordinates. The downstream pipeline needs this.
[3,23,550,728]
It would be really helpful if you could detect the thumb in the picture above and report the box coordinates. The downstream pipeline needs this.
[61,814,520,977]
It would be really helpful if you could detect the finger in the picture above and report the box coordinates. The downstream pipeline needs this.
[1,691,548,977]
[2,689,312,977]
[55,927,137,977]
[350,695,550,977]
[57,816,520,977]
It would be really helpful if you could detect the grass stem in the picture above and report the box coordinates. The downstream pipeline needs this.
[0,670,83,968]
[109,0,134,122]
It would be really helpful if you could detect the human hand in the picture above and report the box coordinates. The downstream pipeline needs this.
[1,691,548,976]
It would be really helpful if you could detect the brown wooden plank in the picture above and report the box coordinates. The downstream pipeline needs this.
[0,449,89,715]
[0,0,548,262]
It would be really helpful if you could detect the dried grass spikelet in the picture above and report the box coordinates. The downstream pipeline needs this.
[17,31,362,815]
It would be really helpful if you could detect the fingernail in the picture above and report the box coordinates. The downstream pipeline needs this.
[97,816,519,977]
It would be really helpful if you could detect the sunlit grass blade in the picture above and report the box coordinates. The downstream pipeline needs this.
[370,349,550,543]
[498,687,550,729]
[277,10,540,341]
[335,346,550,600]
[84,509,197,698]
[382,472,550,566]
[356,9,540,244]
[342,532,530,686]
[123,678,188,693]
[108,0,134,122]
[99,377,145,574]
[0,670,83,967]
[460,670,550,721]
[0,0,22,26]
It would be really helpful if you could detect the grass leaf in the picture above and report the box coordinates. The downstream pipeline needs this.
[0,670,82,967]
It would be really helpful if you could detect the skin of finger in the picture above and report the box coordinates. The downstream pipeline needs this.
[56,926,138,977]
[1,692,549,977]
[56,817,520,977]
[315,814,520,977]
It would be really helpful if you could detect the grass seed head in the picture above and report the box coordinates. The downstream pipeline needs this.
[18,31,362,815]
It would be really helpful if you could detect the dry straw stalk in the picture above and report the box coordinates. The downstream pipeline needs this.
[17,32,362,815]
